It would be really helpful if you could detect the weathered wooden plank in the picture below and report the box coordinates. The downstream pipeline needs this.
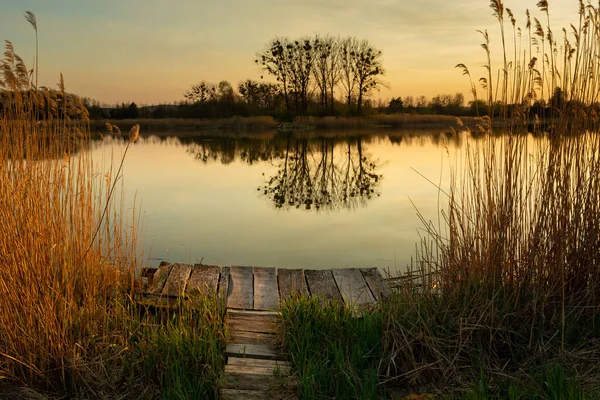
[226,317,279,334]
[360,267,391,301]
[253,267,280,311]
[332,268,376,307]
[228,330,277,345]
[226,343,283,360]
[185,264,220,296]
[161,263,192,297]
[278,269,308,300]
[227,266,254,310]
[227,357,290,370]
[225,364,288,376]
[147,263,172,294]
[227,310,280,318]
[304,269,342,303]
[219,266,230,299]
[221,388,270,400]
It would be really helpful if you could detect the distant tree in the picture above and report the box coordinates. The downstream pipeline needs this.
[287,38,314,113]
[184,81,217,103]
[339,37,359,113]
[127,102,139,119]
[312,35,340,113]
[387,97,404,113]
[255,38,292,112]
[352,39,385,114]
[238,79,282,112]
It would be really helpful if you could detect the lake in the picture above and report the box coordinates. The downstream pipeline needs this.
[90,129,474,275]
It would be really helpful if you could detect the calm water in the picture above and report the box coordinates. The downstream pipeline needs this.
[91,130,470,274]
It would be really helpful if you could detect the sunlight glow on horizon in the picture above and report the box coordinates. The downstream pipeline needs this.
[0,0,581,105]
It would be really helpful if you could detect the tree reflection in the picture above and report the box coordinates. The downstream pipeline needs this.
[260,135,382,211]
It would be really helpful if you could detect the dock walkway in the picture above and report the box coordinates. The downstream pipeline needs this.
[143,264,390,399]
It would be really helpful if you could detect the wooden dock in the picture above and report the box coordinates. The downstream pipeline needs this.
[142,263,390,399]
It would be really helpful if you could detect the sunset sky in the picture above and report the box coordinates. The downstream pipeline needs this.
[0,0,580,106]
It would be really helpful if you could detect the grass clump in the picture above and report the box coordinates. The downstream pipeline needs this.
[123,295,226,399]
[280,296,385,400]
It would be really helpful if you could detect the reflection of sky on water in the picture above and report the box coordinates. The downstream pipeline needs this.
[89,131,470,274]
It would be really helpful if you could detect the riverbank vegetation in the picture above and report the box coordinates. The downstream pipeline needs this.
[0,15,227,399]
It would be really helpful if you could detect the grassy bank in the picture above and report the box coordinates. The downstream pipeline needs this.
[91,113,471,135]
[0,29,227,398]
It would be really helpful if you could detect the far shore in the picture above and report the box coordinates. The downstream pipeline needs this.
[91,114,475,134]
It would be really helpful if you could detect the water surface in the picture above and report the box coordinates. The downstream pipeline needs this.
[91,130,468,274]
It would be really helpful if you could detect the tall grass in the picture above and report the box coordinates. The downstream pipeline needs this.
[0,20,227,398]
[0,35,138,392]
[280,296,384,400]
[382,0,600,395]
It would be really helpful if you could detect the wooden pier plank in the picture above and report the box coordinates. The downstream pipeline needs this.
[227,358,290,370]
[219,266,231,299]
[226,343,283,360]
[332,268,376,307]
[221,389,270,400]
[253,267,280,311]
[228,330,277,345]
[228,266,254,310]
[147,263,172,295]
[304,269,342,303]
[278,269,308,300]
[226,310,279,334]
[185,264,220,296]
[162,263,192,297]
[360,267,391,301]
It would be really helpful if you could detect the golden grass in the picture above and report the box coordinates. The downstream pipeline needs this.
[0,40,138,391]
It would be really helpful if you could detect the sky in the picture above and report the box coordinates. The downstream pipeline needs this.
[0,0,581,106]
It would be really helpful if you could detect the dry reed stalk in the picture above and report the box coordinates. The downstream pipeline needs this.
[0,27,138,391]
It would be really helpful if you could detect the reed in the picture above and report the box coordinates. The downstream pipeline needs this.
[381,1,600,396]
[0,19,226,398]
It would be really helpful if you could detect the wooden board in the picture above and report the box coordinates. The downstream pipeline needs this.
[360,267,391,301]
[228,330,277,345]
[332,268,375,307]
[221,388,270,400]
[162,263,192,297]
[253,267,279,311]
[226,310,279,334]
[304,269,342,303]
[186,264,220,296]
[278,269,308,300]
[227,266,254,309]
[226,343,283,360]
[147,263,172,294]
[227,357,290,370]
[225,364,286,376]
[219,266,230,299]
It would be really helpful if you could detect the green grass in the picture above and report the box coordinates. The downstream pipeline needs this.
[280,296,385,400]
[123,294,226,400]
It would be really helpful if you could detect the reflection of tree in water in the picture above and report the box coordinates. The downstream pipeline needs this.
[260,135,382,211]
[185,136,284,165]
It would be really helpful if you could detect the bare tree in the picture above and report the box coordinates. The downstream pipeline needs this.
[256,38,292,112]
[184,81,217,103]
[339,37,359,113]
[287,38,314,113]
[353,40,385,114]
[312,35,340,113]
